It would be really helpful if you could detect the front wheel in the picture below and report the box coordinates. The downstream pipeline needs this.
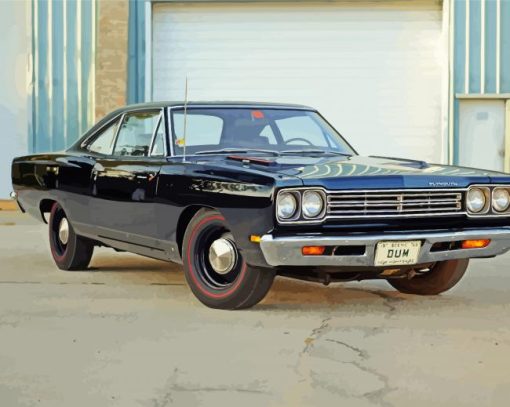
[387,259,469,295]
[182,209,275,309]
[49,202,94,270]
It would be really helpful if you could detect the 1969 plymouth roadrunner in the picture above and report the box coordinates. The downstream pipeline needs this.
[11,102,510,309]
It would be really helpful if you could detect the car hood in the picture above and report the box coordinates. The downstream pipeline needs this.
[213,154,510,189]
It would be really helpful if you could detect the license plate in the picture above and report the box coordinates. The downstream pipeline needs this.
[374,241,421,267]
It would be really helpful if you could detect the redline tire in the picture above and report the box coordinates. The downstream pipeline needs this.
[49,202,94,271]
[182,208,275,309]
[387,259,469,295]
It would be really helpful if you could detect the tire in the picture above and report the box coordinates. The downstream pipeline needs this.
[49,202,94,271]
[387,259,469,295]
[182,208,275,309]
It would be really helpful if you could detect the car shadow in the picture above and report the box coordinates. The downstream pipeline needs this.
[89,253,179,273]
[257,276,472,312]
[89,252,473,311]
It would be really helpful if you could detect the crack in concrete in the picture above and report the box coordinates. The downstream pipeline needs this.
[325,338,369,359]
[152,368,268,406]
[325,336,395,406]
[152,391,173,407]
[350,288,404,316]
[161,385,267,394]
[342,361,396,407]
[298,318,396,406]
[0,320,18,328]
[302,316,332,354]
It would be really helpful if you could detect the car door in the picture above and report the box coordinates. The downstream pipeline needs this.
[90,109,167,250]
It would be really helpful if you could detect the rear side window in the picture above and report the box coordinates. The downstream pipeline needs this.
[87,119,119,154]
[113,111,161,157]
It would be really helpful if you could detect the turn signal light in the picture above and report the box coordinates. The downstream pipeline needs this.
[461,239,491,249]
[250,235,261,243]
[302,246,326,255]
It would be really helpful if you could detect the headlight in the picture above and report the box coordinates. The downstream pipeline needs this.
[492,188,510,212]
[302,190,324,218]
[277,192,297,219]
[467,187,487,213]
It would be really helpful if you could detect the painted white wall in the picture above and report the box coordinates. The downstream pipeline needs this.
[151,1,444,163]
[0,0,28,198]
[459,100,506,172]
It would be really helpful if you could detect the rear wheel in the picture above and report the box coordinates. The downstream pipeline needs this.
[49,202,94,270]
[387,259,469,295]
[182,208,275,309]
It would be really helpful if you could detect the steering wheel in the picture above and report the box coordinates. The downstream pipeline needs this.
[284,137,314,146]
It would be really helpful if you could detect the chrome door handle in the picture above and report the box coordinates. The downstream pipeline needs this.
[135,172,156,181]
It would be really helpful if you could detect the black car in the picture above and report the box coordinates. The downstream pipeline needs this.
[11,102,510,309]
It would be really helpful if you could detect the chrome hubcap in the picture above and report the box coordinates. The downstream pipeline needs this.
[58,218,69,245]
[208,238,237,275]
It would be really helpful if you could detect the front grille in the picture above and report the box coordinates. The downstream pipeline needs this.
[326,189,464,219]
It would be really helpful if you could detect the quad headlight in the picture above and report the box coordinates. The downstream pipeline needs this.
[276,189,326,222]
[302,190,325,218]
[492,188,510,212]
[276,192,298,220]
[466,187,489,214]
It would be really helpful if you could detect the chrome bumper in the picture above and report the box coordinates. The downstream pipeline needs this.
[259,228,510,267]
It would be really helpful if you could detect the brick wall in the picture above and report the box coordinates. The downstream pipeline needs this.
[95,0,129,119]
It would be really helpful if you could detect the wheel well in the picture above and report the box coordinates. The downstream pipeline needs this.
[176,205,214,256]
[39,199,57,223]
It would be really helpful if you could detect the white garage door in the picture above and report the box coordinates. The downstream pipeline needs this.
[152,1,444,162]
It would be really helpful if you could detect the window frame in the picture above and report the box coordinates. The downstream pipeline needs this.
[149,114,167,157]
[111,109,164,158]
[81,114,123,156]
[166,105,358,157]
[81,107,170,158]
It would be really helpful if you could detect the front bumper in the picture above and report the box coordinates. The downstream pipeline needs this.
[259,228,510,267]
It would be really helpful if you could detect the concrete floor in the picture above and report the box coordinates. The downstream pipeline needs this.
[1,211,510,407]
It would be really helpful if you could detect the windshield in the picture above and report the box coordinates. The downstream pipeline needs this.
[170,108,355,156]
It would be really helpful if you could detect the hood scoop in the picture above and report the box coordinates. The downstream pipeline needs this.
[369,155,430,169]
[227,155,275,166]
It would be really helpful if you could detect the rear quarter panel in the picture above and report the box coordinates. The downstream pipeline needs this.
[12,153,95,228]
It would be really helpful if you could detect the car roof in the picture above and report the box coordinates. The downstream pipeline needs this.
[70,101,317,151]
[117,101,316,112]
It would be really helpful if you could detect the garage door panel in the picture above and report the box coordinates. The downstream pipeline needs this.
[152,1,443,162]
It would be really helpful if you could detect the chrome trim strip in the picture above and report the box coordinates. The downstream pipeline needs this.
[110,113,127,156]
[260,228,510,267]
[166,106,173,157]
[148,110,164,157]
[80,113,123,149]
[169,104,315,111]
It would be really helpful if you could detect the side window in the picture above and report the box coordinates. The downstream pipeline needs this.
[87,119,120,154]
[113,111,160,157]
[276,116,329,147]
[150,119,166,157]
[173,113,223,149]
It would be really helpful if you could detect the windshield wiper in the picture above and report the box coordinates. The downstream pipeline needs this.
[195,148,280,156]
[281,149,352,157]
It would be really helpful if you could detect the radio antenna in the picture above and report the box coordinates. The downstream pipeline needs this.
[182,77,189,162]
